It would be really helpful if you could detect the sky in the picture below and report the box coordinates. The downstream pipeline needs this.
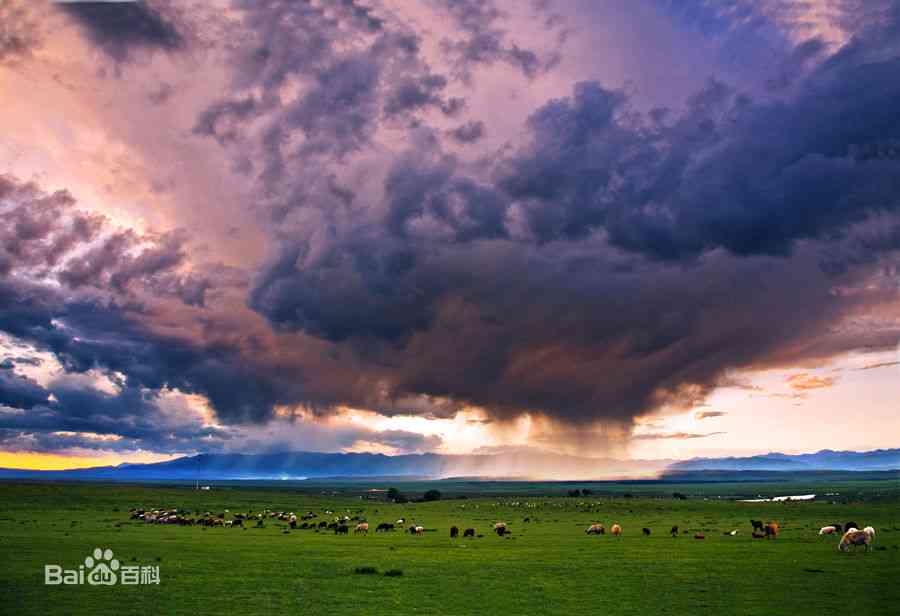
[0,0,898,471]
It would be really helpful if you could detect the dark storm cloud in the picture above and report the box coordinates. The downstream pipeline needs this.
[447,120,485,144]
[193,97,258,145]
[499,12,900,259]
[60,0,183,61]
[0,1,43,64]
[0,365,48,410]
[0,375,230,454]
[243,5,900,426]
[383,73,461,118]
[433,0,564,80]
[0,175,204,303]
[4,0,899,457]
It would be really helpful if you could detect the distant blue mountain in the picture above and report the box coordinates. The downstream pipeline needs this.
[666,448,900,472]
[0,448,897,481]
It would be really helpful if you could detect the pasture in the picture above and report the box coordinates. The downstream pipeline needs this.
[1,480,898,615]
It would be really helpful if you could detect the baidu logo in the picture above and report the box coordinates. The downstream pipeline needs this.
[44,548,160,586]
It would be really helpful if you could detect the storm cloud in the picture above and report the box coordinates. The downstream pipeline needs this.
[59,0,183,61]
[0,0,899,460]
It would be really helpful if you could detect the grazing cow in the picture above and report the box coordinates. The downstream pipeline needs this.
[450,526,459,538]
[335,524,350,535]
[819,525,838,535]
[585,523,605,535]
[863,526,875,536]
[642,528,651,536]
[463,528,475,538]
[844,521,860,533]
[494,522,508,536]
[414,526,424,535]
[376,522,395,532]
[694,533,705,540]
[318,521,328,529]
[752,530,766,539]
[354,522,369,534]
[764,522,779,539]
[726,530,738,536]
[289,514,297,529]
[611,523,622,537]
[670,526,679,537]
[839,528,873,552]
[396,518,406,526]
[751,519,764,532]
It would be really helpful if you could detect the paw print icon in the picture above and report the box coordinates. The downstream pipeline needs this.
[85,548,120,586]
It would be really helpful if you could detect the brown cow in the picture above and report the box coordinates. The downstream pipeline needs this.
[839,528,873,552]
[764,521,779,539]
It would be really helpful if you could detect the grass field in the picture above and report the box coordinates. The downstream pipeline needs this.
[1,480,898,615]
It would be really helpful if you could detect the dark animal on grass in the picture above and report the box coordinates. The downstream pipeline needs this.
[319,521,328,529]
[642,528,651,536]
[463,528,475,538]
[585,523,605,535]
[450,526,459,538]
[764,522,779,539]
[844,521,860,532]
[335,524,349,535]
[751,520,764,532]
[327,522,338,530]
[376,523,395,532]
[670,526,679,537]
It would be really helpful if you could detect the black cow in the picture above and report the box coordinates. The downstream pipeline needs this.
[319,521,329,529]
[844,521,861,532]
[376,523,394,532]
[642,527,651,536]
[450,526,459,538]
[751,519,764,532]
[335,524,349,535]
[670,525,679,537]
[463,528,475,538]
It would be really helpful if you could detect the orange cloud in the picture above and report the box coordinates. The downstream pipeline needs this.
[785,373,838,391]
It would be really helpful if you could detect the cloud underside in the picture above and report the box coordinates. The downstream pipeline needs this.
[0,0,899,456]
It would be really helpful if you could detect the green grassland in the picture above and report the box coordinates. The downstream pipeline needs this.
[1,480,898,615]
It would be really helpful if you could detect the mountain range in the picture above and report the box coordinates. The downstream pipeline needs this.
[0,448,898,480]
